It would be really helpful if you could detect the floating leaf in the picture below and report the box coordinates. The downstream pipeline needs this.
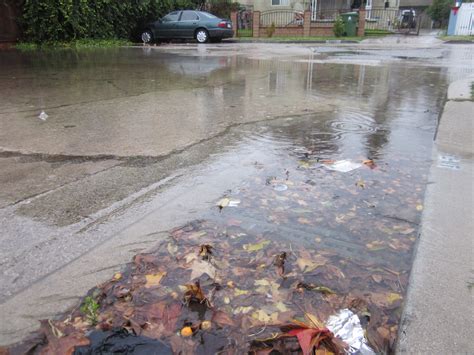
[387,293,402,304]
[217,198,230,208]
[234,288,250,296]
[252,310,279,323]
[297,256,327,273]
[145,272,166,288]
[243,240,270,252]
[234,306,253,314]
[167,242,178,255]
[189,259,216,280]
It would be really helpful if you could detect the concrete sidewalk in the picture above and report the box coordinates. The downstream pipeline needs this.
[397,79,473,353]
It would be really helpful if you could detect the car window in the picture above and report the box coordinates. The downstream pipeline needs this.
[199,12,217,19]
[162,11,180,22]
[181,11,199,21]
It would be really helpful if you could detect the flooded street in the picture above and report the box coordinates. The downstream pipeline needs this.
[0,40,473,351]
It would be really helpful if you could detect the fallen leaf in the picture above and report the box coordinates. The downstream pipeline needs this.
[217,198,230,208]
[297,256,327,273]
[252,310,279,323]
[416,204,423,211]
[372,275,383,283]
[387,293,402,304]
[275,302,289,312]
[189,259,216,280]
[212,311,235,326]
[145,272,166,288]
[243,240,270,252]
[167,242,178,255]
[234,306,253,314]
[234,288,250,296]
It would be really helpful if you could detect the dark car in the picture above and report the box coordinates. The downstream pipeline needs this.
[141,10,233,44]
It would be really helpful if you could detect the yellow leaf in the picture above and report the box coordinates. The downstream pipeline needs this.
[234,306,253,314]
[145,272,166,288]
[416,204,423,211]
[113,273,122,281]
[217,198,230,208]
[243,240,270,252]
[387,293,402,304]
[234,288,250,296]
[252,310,279,323]
[305,312,324,328]
[275,302,289,312]
[255,279,270,287]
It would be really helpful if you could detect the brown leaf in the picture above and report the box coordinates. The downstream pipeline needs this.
[212,310,235,327]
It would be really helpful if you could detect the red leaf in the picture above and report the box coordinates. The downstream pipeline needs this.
[288,328,319,355]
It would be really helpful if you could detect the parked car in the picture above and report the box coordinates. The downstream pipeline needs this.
[141,10,233,44]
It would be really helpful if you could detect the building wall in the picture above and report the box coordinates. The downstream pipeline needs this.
[250,0,310,12]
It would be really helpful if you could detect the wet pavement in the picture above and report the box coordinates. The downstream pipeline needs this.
[0,39,473,350]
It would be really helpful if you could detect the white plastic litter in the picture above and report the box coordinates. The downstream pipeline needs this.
[326,309,376,355]
[273,184,288,192]
[38,111,48,121]
[228,199,241,207]
[325,160,361,173]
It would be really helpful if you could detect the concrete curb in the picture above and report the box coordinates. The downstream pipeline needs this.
[397,78,474,353]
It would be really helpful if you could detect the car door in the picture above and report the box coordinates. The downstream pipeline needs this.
[175,11,200,38]
[155,11,181,39]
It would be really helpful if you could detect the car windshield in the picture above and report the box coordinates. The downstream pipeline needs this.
[199,12,217,19]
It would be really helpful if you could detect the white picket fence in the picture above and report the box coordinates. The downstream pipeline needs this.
[455,3,474,36]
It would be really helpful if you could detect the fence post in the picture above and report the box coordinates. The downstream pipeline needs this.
[358,7,366,36]
[253,11,260,37]
[304,10,311,37]
[230,11,238,37]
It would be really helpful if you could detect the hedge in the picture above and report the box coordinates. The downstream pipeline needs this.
[20,0,203,43]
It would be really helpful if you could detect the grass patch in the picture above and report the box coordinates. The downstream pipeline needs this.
[365,29,393,36]
[15,38,133,51]
[438,35,474,42]
[237,29,253,37]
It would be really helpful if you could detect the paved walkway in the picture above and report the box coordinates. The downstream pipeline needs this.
[398,78,474,353]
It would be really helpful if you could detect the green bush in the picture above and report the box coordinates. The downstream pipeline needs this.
[333,16,345,37]
[20,0,201,43]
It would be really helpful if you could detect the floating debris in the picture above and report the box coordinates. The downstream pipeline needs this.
[273,184,288,191]
[325,160,362,173]
[38,110,48,121]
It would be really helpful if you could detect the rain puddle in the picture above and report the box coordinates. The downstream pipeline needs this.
[8,111,432,353]
[2,45,465,354]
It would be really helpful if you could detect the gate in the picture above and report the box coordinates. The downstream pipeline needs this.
[455,3,474,35]
[236,9,253,37]
[365,7,421,35]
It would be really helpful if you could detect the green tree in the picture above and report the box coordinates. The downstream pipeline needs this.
[428,0,453,26]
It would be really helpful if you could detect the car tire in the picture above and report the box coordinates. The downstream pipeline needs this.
[141,30,153,44]
[195,29,209,43]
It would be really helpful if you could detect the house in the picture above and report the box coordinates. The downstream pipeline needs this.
[238,0,399,23]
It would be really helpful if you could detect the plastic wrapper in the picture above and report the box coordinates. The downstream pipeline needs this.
[325,160,362,173]
[326,309,376,355]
